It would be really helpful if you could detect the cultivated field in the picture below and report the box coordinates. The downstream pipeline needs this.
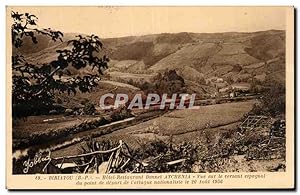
[13,115,98,139]
[51,100,256,157]
[100,100,256,136]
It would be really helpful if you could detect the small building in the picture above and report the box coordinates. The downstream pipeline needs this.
[231,83,251,93]
[229,92,236,98]
[216,78,224,83]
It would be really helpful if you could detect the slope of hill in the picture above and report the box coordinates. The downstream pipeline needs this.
[13,30,286,99]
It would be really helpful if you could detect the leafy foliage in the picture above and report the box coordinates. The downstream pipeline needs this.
[110,106,133,121]
[131,140,202,173]
[129,70,186,95]
[11,11,109,118]
[250,80,285,117]
[11,11,63,48]
[83,102,96,115]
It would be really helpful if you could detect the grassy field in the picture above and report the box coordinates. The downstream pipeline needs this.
[51,100,256,158]
[100,100,256,136]
[13,115,99,139]
[19,99,284,173]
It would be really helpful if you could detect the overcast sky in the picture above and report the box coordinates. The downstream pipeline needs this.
[8,6,288,38]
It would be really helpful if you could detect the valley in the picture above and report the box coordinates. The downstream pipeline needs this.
[12,30,286,174]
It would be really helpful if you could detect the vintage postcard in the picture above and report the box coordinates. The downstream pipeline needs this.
[6,6,294,189]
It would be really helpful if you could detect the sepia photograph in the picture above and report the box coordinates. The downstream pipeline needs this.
[6,6,294,189]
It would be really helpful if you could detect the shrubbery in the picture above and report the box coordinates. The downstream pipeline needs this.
[126,69,186,95]
[250,80,285,117]
[83,102,96,115]
[110,106,132,121]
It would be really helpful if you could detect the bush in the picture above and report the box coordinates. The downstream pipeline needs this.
[110,106,132,121]
[83,102,96,115]
[129,139,203,173]
[250,80,285,117]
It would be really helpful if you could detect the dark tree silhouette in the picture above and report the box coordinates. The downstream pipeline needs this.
[11,11,109,118]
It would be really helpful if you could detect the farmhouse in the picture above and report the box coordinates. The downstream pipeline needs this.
[231,83,251,92]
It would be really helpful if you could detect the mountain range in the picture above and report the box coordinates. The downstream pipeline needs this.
[13,30,286,102]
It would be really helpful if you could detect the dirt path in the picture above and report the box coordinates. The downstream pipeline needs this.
[99,80,140,91]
